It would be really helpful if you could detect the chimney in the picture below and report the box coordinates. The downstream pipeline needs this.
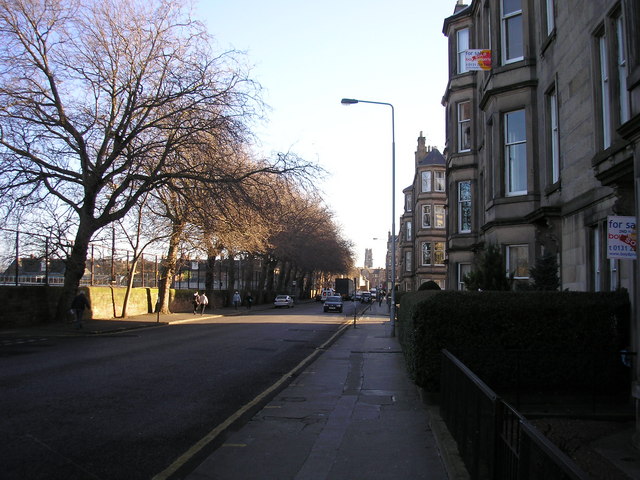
[415,132,427,167]
[454,0,467,14]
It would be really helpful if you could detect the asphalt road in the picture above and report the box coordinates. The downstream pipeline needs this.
[0,302,353,479]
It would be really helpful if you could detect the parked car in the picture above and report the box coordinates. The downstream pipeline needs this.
[274,295,294,308]
[323,295,343,313]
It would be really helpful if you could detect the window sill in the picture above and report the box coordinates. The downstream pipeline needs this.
[544,180,561,196]
[539,29,556,57]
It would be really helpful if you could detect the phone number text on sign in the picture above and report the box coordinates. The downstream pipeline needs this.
[607,216,637,260]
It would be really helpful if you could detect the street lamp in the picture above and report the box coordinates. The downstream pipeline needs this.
[341,97,396,337]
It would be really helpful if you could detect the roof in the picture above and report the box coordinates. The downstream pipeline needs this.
[442,1,473,34]
[417,148,446,166]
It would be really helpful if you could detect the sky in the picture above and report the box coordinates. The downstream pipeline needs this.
[195,0,458,268]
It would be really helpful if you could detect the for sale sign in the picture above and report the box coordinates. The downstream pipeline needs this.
[607,216,637,259]
[465,49,492,71]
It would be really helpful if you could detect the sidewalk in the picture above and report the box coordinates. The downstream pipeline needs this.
[175,311,462,480]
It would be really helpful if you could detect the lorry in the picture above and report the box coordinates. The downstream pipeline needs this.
[334,277,355,300]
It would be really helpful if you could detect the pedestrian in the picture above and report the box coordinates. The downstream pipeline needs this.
[246,293,253,309]
[232,291,241,310]
[71,291,90,330]
[193,292,199,314]
[198,292,208,315]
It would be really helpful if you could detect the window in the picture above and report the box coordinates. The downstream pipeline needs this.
[501,0,523,64]
[548,89,560,184]
[457,28,469,74]
[544,0,555,36]
[591,225,602,291]
[434,205,445,228]
[591,222,620,291]
[458,181,472,233]
[616,15,630,124]
[504,109,527,195]
[406,221,412,241]
[594,11,630,151]
[486,2,492,52]
[434,242,445,265]
[421,171,432,192]
[457,101,471,152]
[458,263,471,290]
[421,242,432,266]
[405,193,412,212]
[598,31,612,149]
[435,171,446,192]
[610,259,619,291]
[422,205,431,228]
[405,251,412,272]
[506,244,529,279]
[422,242,445,266]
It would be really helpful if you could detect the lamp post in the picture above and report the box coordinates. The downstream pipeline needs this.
[341,98,396,337]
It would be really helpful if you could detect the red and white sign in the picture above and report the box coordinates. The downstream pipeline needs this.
[465,49,492,71]
[607,216,637,260]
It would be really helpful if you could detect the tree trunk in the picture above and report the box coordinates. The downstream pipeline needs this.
[227,253,236,302]
[265,257,277,301]
[55,222,93,323]
[205,248,220,309]
[257,255,269,303]
[121,256,140,318]
[244,253,255,295]
[158,223,183,313]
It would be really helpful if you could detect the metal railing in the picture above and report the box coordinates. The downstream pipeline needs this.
[0,228,261,291]
[440,349,590,480]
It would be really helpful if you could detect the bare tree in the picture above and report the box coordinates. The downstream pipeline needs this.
[148,143,314,312]
[0,0,310,320]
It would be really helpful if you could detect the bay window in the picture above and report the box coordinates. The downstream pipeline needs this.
[457,101,471,152]
[458,181,472,233]
[506,244,529,280]
[505,109,527,196]
[457,28,469,74]
[422,205,431,228]
[501,0,523,64]
[434,205,445,229]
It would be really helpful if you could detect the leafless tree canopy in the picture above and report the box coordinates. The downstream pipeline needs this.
[0,0,262,224]
[0,0,354,317]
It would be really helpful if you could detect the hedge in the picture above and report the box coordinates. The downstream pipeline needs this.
[397,290,630,393]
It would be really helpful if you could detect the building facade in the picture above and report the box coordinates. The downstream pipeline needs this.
[398,134,447,291]
[442,0,640,443]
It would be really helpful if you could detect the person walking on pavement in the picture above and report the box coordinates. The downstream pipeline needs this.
[193,292,199,314]
[71,291,90,330]
[246,293,253,310]
[232,291,241,310]
[198,292,208,314]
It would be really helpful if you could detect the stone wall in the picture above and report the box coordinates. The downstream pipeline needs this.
[0,286,179,328]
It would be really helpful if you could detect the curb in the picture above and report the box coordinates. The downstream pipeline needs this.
[418,387,471,480]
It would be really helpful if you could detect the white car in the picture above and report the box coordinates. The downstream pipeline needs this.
[320,289,334,302]
[274,295,294,308]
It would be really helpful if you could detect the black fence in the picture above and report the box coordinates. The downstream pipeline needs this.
[0,228,267,292]
[440,349,590,480]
